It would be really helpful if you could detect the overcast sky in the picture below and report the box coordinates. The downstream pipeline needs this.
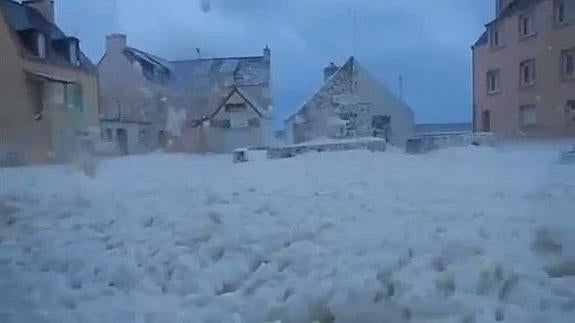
[54,0,493,125]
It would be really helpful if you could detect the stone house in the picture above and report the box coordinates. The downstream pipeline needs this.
[98,34,171,155]
[284,57,414,146]
[473,0,575,138]
[0,0,100,165]
[98,33,274,154]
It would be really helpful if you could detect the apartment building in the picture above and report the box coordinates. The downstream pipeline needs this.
[472,0,575,138]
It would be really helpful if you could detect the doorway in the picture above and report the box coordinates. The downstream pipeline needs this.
[116,128,129,155]
[481,111,491,132]
[372,115,391,142]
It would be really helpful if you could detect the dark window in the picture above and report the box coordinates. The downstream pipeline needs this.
[490,25,503,48]
[520,59,536,86]
[567,100,575,122]
[519,14,535,37]
[555,0,574,24]
[487,70,501,93]
[101,128,113,142]
[562,49,575,78]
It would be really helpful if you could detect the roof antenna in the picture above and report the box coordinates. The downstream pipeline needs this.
[196,48,201,58]
[399,76,404,100]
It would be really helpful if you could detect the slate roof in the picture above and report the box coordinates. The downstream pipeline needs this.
[0,0,95,71]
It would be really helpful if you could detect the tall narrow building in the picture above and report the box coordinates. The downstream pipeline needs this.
[472,0,575,138]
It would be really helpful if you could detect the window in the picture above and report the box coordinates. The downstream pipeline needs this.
[519,105,537,128]
[490,25,503,48]
[487,69,501,93]
[29,79,44,120]
[230,115,248,128]
[519,59,536,86]
[555,0,574,24]
[101,128,113,142]
[561,48,575,79]
[225,103,247,113]
[65,83,83,110]
[36,33,46,58]
[68,42,79,66]
[519,14,535,37]
[567,100,575,122]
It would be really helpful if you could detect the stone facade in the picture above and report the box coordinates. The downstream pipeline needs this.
[473,0,575,138]
[285,57,414,146]
[98,34,171,155]
[0,0,99,165]
[98,34,274,154]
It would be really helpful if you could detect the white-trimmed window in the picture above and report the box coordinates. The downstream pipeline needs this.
[487,69,501,94]
[562,48,575,79]
[520,59,536,86]
[519,105,537,128]
[519,13,535,37]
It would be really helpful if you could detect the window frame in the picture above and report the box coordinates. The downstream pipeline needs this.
[64,83,84,110]
[567,100,575,123]
[489,24,504,49]
[518,12,536,38]
[36,33,46,58]
[561,48,575,80]
[519,105,537,128]
[486,69,502,94]
[519,59,536,87]
[555,0,573,25]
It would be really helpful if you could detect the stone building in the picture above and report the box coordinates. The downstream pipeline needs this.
[98,34,171,155]
[0,0,100,165]
[284,57,414,146]
[472,0,575,138]
[98,34,274,154]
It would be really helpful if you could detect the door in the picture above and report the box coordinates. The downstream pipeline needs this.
[481,111,491,132]
[116,128,129,155]
[372,115,391,142]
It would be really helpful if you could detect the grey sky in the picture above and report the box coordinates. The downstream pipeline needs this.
[54,0,493,125]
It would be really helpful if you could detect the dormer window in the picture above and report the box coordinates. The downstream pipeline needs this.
[36,33,46,58]
[67,38,80,66]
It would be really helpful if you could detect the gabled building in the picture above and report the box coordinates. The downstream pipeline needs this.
[284,57,414,146]
[98,34,274,154]
[98,34,172,155]
[0,0,100,165]
[472,0,575,138]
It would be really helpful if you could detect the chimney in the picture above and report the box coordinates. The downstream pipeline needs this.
[495,0,512,16]
[23,0,55,24]
[263,46,271,64]
[106,33,127,54]
[324,62,339,81]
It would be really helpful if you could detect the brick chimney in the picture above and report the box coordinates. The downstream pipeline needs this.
[106,33,127,54]
[23,0,54,24]
[263,45,271,64]
[324,62,339,81]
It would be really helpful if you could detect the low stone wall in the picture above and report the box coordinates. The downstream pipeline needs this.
[267,138,386,159]
[406,132,495,154]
